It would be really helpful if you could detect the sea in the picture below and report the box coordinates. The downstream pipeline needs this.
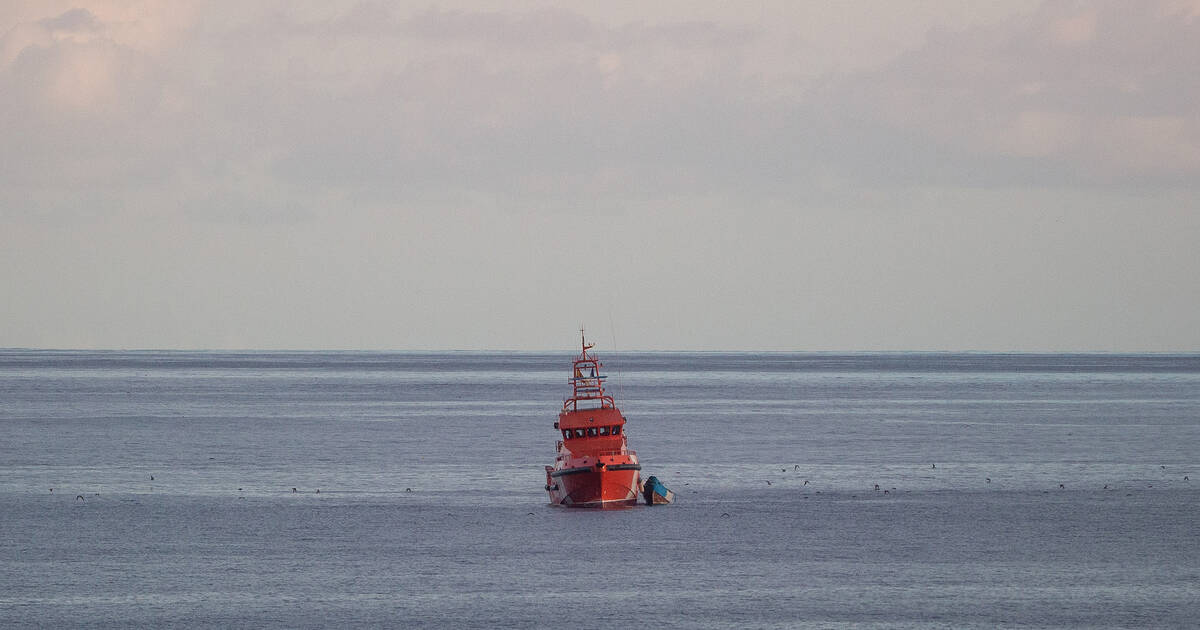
[1,350,1198,629]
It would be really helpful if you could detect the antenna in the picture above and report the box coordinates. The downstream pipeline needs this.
[609,309,620,397]
[580,325,594,353]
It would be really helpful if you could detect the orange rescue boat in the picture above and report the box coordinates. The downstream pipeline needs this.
[545,331,641,508]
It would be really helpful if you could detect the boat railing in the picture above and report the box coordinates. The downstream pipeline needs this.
[593,449,637,460]
[562,399,615,412]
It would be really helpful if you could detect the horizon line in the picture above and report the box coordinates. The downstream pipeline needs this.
[4,347,1200,355]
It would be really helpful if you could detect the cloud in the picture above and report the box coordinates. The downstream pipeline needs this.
[0,30,170,203]
[833,0,1200,187]
[1,0,1197,225]
[40,7,101,32]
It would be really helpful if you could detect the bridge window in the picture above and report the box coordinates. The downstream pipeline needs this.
[587,427,598,437]
[612,426,621,435]
[598,426,609,436]
[562,429,571,440]
[574,429,585,438]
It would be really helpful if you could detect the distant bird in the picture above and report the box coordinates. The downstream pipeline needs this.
[76,495,83,501]
[883,490,889,494]
[1185,476,1190,481]
[49,488,53,493]
[238,488,242,491]
[931,464,936,469]
[794,465,800,471]
[781,468,786,473]
[765,480,772,486]
[874,484,880,491]
[527,512,534,515]
[292,488,297,493]
[802,480,809,486]
[721,513,731,517]
[986,478,991,483]
[1103,485,1109,489]
[315,489,320,494]
[1161,465,1166,469]
[1059,484,1065,489]
[149,475,154,481]
[405,488,412,492]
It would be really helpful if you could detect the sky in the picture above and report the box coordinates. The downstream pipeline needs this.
[2,0,1199,351]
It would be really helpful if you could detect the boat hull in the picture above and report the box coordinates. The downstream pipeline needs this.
[645,488,675,505]
[641,475,675,505]
[546,465,640,508]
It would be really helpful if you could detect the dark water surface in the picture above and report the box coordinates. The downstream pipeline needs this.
[2,351,1198,628]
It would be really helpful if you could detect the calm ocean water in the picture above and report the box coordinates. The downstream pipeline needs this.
[2,350,1199,629]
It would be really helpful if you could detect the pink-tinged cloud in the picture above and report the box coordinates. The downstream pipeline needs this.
[843,0,1200,184]
[1,0,1197,223]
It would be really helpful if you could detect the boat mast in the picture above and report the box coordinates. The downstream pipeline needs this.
[564,328,613,411]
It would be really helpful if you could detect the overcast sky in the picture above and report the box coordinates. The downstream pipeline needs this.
[2,1,1198,351]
